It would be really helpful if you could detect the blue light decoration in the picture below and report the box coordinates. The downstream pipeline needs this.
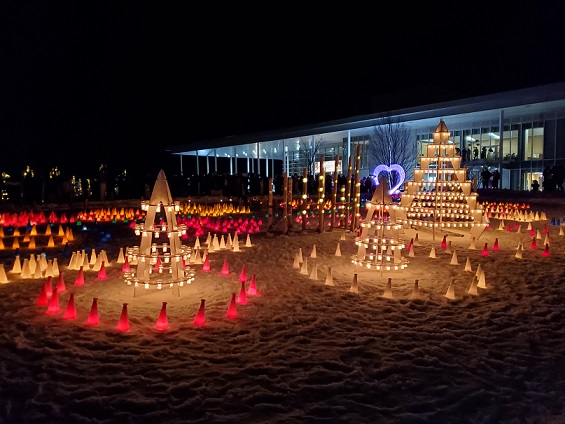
[371,164,406,195]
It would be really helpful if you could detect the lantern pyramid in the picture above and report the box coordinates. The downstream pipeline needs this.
[123,170,195,292]
[352,176,408,272]
[396,119,487,241]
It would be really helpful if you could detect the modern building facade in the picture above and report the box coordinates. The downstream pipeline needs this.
[166,82,565,191]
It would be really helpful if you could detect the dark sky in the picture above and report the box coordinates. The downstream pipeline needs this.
[1,3,565,178]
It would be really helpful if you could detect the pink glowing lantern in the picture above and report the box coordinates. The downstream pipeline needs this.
[481,243,489,256]
[75,266,85,286]
[121,256,130,273]
[155,301,169,331]
[44,276,53,298]
[530,237,537,249]
[97,261,107,280]
[86,298,99,326]
[493,238,499,251]
[63,292,77,320]
[36,282,49,306]
[193,299,206,327]
[56,272,66,294]
[202,255,211,272]
[542,244,550,257]
[247,273,257,296]
[440,235,447,249]
[46,288,60,314]
[226,293,238,319]
[239,263,247,283]
[237,281,247,305]
[221,257,230,276]
[117,303,130,332]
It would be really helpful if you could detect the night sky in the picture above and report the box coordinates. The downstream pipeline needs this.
[1,3,565,180]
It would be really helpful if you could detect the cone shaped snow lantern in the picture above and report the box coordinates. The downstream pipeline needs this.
[121,256,130,273]
[468,237,477,250]
[450,250,459,265]
[481,243,489,256]
[193,299,206,327]
[410,279,420,299]
[226,293,238,319]
[413,232,420,246]
[309,262,318,280]
[544,233,551,246]
[474,263,482,278]
[300,257,309,275]
[543,223,548,233]
[440,235,447,249]
[237,281,247,305]
[536,229,542,240]
[0,264,8,284]
[310,244,317,258]
[408,243,415,257]
[429,246,437,258]
[335,243,341,257]
[86,298,99,326]
[407,238,414,252]
[10,255,21,274]
[220,257,230,276]
[63,292,77,320]
[36,282,49,306]
[349,273,359,294]
[467,276,479,295]
[97,261,107,280]
[493,238,499,251]
[560,226,564,236]
[293,253,301,268]
[445,241,452,254]
[75,266,85,286]
[116,247,125,264]
[117,303,130,332]
[515,245,523,259]
[155,302,169,331]
[46,288,60,314]
[477,270,487,289]
[202,254,211,272]
[464,257,472,272]
[542,243,550,257]
[444,280,456,300]
[245,234,252,247]
[247,273,258,296]
[239,264,247,283]
[325,267,334,286]
[383,277,394,299]
[530,237,537,249]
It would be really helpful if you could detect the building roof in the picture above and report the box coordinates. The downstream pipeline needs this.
[166,82,565,160]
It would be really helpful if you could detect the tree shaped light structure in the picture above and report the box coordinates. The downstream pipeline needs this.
[123,170,194,294]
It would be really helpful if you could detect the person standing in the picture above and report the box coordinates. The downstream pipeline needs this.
[491,169,500,189]
[481,167,492,189]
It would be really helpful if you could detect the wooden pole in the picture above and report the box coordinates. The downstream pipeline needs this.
[282,172,288,234]
[352,145,361,231]
[330,154,339,230]
[267,177,273,227]
[302,168,308,231]
[318,156,325,232]
[345,155,353,230]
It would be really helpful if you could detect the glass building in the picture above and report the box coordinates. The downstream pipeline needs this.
[166,82,565,191]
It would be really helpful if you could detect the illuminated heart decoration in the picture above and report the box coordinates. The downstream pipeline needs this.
[373,164,405,194]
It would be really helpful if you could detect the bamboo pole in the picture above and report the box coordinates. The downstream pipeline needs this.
[345,155,354,230]
[302,168,308,231]
[330,154,339,229]
[318,156,325,232]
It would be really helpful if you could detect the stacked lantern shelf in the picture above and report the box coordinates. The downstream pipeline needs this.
[352,177,408,272]
[123,170,195,294]
[396,120,487,241]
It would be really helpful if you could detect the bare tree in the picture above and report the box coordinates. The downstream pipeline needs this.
[299,135,324,175]
[368,117,417,189]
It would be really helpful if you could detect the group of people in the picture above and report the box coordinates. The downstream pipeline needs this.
[480,167,501,189]
[461,146,496,162]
